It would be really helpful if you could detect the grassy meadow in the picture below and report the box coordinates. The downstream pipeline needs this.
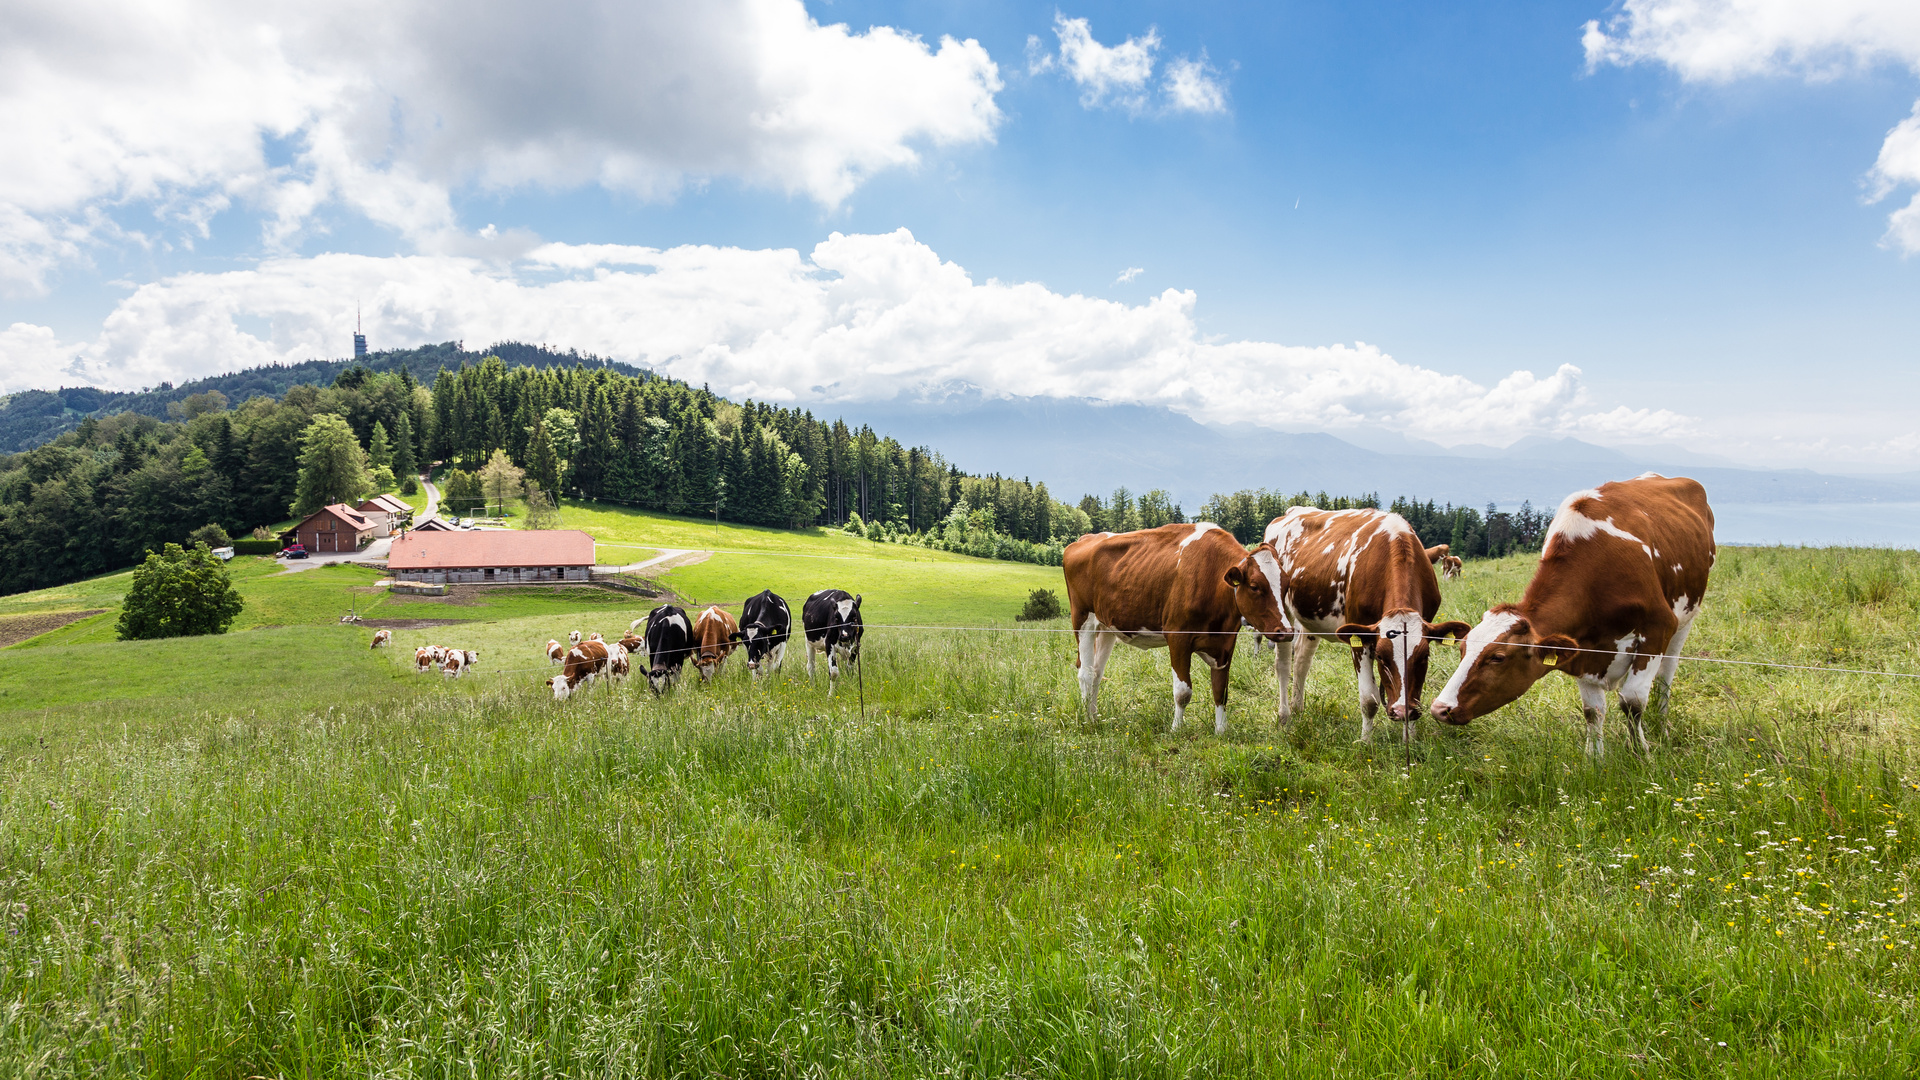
[1,538,1918,1076]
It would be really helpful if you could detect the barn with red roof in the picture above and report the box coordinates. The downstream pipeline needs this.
[386,529,597,584]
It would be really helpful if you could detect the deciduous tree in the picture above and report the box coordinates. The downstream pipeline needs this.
[290,414,372,515]
[115,542,244,640]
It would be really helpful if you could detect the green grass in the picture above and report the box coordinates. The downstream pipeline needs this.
[1,546,1917,1076]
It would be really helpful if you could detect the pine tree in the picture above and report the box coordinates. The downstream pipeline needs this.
[392,412,417,480]
[528,419,563,501]
[368,421,393,469]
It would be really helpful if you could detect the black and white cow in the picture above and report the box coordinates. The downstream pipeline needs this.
[642,604,695,693]
[739,589,792,677]
[802,589,863,691]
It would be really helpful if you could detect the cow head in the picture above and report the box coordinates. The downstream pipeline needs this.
[1223,543,1294,641]
[828,594,864,673]
[647,665,677,694]
[1335,609,1472,722]
[1428,607,1574,725]
[546,675,572,701]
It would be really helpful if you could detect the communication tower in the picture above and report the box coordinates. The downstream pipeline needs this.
[353,305,368,358]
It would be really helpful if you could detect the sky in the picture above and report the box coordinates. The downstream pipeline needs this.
[2,0,1918,472]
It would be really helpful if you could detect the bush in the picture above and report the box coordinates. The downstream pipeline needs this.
[1017,588,1063,622]
[116,543,245,640]
[231,539,281,555]
[400,475,418,496]
[370,465,397,492]
[843,512,866,536]
[251,526,275,541]
[188,522,231,548]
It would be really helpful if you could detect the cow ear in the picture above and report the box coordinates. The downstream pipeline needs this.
[1224,564,1247,587]
[1426,620,1472,643]
[1335,622,1378,650]
[853,594,862,608]
[1534,633,1578,668]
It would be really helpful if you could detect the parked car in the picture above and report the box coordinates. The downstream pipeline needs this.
[280,544,309,559]
[211,546,235,561]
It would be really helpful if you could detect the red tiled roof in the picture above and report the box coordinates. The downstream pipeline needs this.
[387,529,596,570]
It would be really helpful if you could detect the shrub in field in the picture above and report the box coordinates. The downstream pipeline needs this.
[400,475,418,496]
[842,512,865,535]
[188,522,231,548]
[1018,587,1063,621]
[115,542,245,640]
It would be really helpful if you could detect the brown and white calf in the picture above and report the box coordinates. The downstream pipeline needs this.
[1265,508,1469,743]
[568,630,582,647]
[1064,522,1295,735]
[547,641,611,701]
[1424,544,1463,581]
[1428,474,1714,756]
[370,629,392,649]
[692,606,741,682]
[546,639,565,665]
[442,649,479,679]
[414,645,444,673]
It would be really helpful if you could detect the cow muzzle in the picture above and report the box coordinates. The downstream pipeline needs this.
[1428,702,1469,726]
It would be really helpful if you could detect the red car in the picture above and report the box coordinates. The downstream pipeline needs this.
[280,544,309,559]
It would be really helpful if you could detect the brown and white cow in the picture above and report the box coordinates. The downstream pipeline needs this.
[1064,522,1295,735]
[414,645,444,673]
[568,630,582,647]
[547,640,611,700]
[1424,544,1463,581]
[546,639,565,665]
[1428,474,1714,756]
[1264,508,1470,743]
[370,629,392,649]
[442,649,478,679]
[692,606,741,682]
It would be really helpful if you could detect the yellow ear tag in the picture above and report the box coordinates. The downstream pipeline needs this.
[1348,637,1362,649]
[1542,655,1557,667]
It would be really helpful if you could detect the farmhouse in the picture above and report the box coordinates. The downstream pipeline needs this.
[386,529,597,584]
[288,503,377,552]
[354,494,414,538]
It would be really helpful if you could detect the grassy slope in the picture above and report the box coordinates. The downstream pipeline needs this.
[2,543,1919,1075]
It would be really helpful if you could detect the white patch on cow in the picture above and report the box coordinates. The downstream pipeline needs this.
[1671,595,1694,621]
[1601,631,1642,689]
[1250,547,1291,634]
[1214,704,1229,736]
[568,630,582,646]
[1578,675,1609,756]
[1548,507,1644,548]
[1634,471,1665,481]
[1170,673,1193,730]
[1430,610,1522,713]
[1378,610,1424,713]
[1178,522,1220,549]
[836,598,854,620]
[667,612,689,635]
[745,626,760,640]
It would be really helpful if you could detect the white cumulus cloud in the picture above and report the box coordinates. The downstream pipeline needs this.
[1029,13,1226,116]
[0,0,1003,293]
[2,229,1690,452]
[1115,266,1144,283]
[1583,0,1920,252]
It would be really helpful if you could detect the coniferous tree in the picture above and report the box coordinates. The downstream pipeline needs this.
[368,421,393,469]
[391,412,417,480]
[528,420,562,503]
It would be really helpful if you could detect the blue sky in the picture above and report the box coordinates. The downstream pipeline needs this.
[3,0,1918,470]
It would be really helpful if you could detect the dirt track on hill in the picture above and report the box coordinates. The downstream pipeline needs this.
[0,609,108,647]
[357,618,467,630]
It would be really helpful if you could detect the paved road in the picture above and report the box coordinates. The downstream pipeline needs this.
[275,536,392,573]
[418,474,441,523]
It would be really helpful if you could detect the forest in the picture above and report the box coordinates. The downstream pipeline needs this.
[0,346,1545,596]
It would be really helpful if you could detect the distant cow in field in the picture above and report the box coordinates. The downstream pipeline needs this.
[643,605,695,693]
[739,589,792,677]
[588,632,604,643]
[1429,473,1715,756]
[546,639,565,665]
[568,630,582,647]
[802,590,863,691]
[547,640,610,701]
[414,646,443,673]
[1063,522,1295,734]
[442,649,478,679]
[1424,544,1464,580]
[692,606,741,682]
[608,641,631,682]
[1264,508,1469,743]
[370,629,392,649]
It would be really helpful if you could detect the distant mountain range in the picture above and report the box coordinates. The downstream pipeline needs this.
[0,341,647,453]
[831,391,1920,511]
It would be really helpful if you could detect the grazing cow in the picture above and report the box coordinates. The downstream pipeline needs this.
[1263,508,1470,743]
[547,641,610,701]
[802,590,864,691]
[568,630,582,647]
[545,639,565,665]
[1425,544,1464,581]
[370,629,392,649]
[692,606,741,682]
[442,649,479,679]
[1429,474,1715,756]
[588,632,604,643]
[1064,523,1295,734]
[738,589,792,676]
[414,646,438,673]
[608,641,631,682]
[642,605,696,693]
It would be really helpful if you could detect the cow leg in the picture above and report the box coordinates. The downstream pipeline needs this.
[1289,634,1318,718]
[1076,619,1118,724]
[1208,651,1232,736]
[1652,617,1694,724]
[1353,646,1382,742]
[1578,677,1608,758]
[770,642,786,674]
[807,639,820,680]
[1272,635,1295,724]
[1618,658,1659,754]
[1168,640,1197,733]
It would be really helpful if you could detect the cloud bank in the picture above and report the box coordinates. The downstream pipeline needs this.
[1028,13,1226,116]
[0,0,1003,293]
[5,229,1686,451]
[1584,0,1920,251]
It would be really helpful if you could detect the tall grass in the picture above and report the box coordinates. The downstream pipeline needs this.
[0,546,1917,1076]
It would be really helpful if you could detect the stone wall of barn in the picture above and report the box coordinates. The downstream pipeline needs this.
[393,566,591,584]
